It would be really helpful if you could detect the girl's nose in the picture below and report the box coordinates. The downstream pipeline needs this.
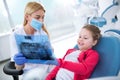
[78,38,83,41]
[78,38,82,43]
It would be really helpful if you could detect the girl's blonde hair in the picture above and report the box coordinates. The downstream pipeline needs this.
[23,2,49,37]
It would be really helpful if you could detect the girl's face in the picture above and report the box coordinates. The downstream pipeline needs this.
[77,28,97,51]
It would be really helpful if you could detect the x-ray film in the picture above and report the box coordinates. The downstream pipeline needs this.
[14,34,58,65]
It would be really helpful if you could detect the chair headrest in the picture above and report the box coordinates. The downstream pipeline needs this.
[91,35,120,78]
[105,29,120,35]
[104,29,120,40]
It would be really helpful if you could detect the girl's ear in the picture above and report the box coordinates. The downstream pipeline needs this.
[93,40,97,46]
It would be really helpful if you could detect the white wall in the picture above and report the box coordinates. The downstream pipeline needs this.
[0,33,11,61]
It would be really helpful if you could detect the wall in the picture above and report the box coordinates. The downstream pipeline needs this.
[0,33,11,61]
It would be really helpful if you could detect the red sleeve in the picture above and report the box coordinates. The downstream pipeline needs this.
[45,66,60,80]
[61,49,99,75]
[45,49,75,80]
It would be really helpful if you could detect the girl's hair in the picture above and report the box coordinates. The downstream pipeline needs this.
[83,24,101,41]
[23,2,49,36]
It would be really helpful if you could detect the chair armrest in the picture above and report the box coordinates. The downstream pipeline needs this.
[87,76,120,80]
[3,61,23,75]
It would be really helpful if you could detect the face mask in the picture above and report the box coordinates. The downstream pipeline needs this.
[30,18,43,31]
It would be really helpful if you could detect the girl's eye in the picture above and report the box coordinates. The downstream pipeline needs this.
[84,37,88,39]
[79,36,81,38]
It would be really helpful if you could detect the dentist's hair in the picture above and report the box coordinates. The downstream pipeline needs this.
[23,1,49,37]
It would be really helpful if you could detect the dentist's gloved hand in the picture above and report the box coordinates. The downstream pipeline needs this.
[44,59,59,65]
[14,53,27,65]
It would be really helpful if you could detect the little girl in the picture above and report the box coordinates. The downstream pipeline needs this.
[46,24,101,80]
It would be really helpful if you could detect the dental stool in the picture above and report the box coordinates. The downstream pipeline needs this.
[3,61,23,80]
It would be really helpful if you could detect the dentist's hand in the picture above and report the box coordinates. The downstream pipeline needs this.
[14,53,27,65]
[44,59,59,65]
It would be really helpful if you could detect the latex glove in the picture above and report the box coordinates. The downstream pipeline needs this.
[44,59,59,65]
[14,53,27,65]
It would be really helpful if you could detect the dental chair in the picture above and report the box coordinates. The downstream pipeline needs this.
[104,29,120,36]
[3,34,120,80]
[87,29,120,80]
[90,35,120,78]
[74,34,120,79]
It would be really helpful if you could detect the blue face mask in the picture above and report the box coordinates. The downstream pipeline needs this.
[30,18,43,31]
